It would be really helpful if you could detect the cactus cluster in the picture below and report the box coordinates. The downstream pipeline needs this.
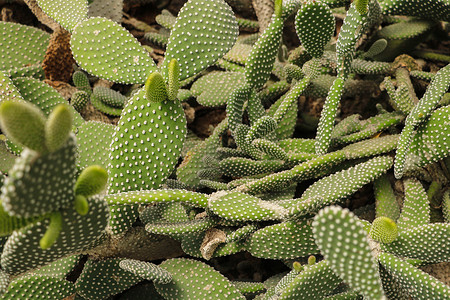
[0,0,449,298]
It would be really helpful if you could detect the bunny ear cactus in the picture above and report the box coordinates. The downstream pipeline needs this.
[37,0,88,32]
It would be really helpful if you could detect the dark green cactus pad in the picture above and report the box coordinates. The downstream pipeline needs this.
[33,254,81,278]
[312,206,385,299]
[139,202,190,225]
[404,105,450,174]
[233,281,265,296]
[219,157,284,177]
[1,195,109,275]
[76,121,115,169]
[90,93,123,116]
[154,258,245,299]
[145,217,218,238]
[380,0,450,22]
[0,141,16,174]
[289,156,393,217]
[37,0,88,32]
[119,259,172,284]
[382,223,450,263]
[295,0,335,58]
[2,274,75,299]
[161,0,239,81]
[0,22,50,71]
[71,17,157,84]
[209,191,288,221]
[1,135,77,218]
[75,258,142,300]
[0,71,24,103]
[190,71,245,107]
[278,261,341,300]
[247,221,319,259]
[92,86,126,108]
[108,204,139,236]
[108,87,186,194]
[378,252,450,299]
[12,77,84,127]
[71,90,90,113]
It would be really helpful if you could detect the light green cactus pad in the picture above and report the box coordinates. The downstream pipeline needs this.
[382,223,450,263]
[278,261,341,300]
[396,178,429,231]
[378,252,450,299]
[154,258,245,299]
[1,135,77,218]
[208,191,288,221]
[374,175,400,221]
[76,121,115,169]
[12,77,84,127]
[37,0,88,32]
[71,17,157,84]
[108,87,186,194]
[380,0,450,22]
[75,258,142,300]
[2,274,75,299]
[312,206,385,299]
[0,22,50,71]
[295,0,335,58]
[247,221,319,259]
[191,71,245,107]
[1,195,109,275]
[119,259,172,284]
[161,0,239,81]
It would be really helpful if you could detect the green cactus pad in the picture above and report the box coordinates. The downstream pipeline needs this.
[247,221,319,259]
[75,258,142,300]
[145,217,218,238]
[45,104,72,152]
[1,195,109,275]
[154,258,245,299]
[380,0,450,22]
[0,101,47,153]
[295,0,335,58]
[76,121,115,169]
[75,165,108,197]
[0,201,40,237]
[1,135,77,218]
[33,254,81,278]
[378,252,450,299]
[105,189,208,208]
[404,105,450,174]
[278,261,342,300]
[219,157,284,177]
[92,86,127,108]
[71,90,90,112]
[374,174,400,221]
[396,178,429,231]
[108,87,186,194]
[119,259,172,284]
[0,71,24,103]
[191,71,245,107]
[223,43,252,65]
[369,216,398,244]
[0,22,50,71]
[37,0,88,32]
[289,156,393,217]
[0,141,17,174]
[71,17,157,84]
[161,0,238,82]
[244,13,283,89]
[382,223,450,263]
[2,274,75,299]
[208,191,288,221]
[12,77,84,127]
[312,206,385,299]
[72,70,91,94]
[155,9,176,30]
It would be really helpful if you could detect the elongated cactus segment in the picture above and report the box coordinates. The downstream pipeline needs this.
[379,0,450,22]
[45,104,72,152]
[396,178,429,231]
[374,175,400,220]
[75,165,108,197]
[145,72,168,103]
[71,17,157,84]
[378,252,450,299]
[154,258,245,299]
[92,86,126,108]
[161,0,239,81]
[312,206,385,299]
[39,211,63,250]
